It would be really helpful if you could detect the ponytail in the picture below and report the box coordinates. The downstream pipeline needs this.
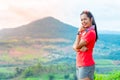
[80,11,98,41]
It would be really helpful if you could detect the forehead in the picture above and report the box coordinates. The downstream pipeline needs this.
[80,14,88,19]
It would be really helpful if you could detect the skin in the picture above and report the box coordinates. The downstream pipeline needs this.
[81,78,91,80]
[73,13,93,80]
[73,13,93,51]
[81,14,93,28]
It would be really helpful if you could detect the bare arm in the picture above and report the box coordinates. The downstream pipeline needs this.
[76,39,87,49]
[73,37,87,51]
[73,26,87,52]
[73,35,80,52]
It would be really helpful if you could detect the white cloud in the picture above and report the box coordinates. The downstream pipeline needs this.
[0,0,120,31]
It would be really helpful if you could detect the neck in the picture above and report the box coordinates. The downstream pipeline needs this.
[85,25,95,32]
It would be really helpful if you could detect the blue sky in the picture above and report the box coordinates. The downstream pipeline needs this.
[0,0,120,31]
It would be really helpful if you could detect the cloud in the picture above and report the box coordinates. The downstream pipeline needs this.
[0,0,120,31]
[0,0,61,29]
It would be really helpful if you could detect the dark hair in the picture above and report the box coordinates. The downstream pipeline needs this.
[80,10,98,41]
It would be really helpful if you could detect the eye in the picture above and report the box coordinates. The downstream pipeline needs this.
[81,18,87,21]
[81,19,83,21]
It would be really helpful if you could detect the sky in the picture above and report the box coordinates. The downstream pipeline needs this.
[0,0,120,31]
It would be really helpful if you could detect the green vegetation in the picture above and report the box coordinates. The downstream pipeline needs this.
[13,62,77,80]
[0,58,120,80]
[14,62,120,80]
[0,34,120,80]
[95,71,120,80]
[0,67,16,79]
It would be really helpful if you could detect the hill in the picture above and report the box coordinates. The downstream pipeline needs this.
[0,17,120,62]
[0,16,77,66]
[0,17,120,79]
[0,17,77,40]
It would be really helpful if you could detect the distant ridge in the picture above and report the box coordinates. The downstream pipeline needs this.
[98,30,120,35]
[0,17,77,40]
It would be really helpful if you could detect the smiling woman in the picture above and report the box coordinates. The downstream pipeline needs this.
[73,10,98,80]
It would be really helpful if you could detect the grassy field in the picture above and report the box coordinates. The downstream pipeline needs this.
[0,59,120,80]
[22,59,120,80]
[24,74,74,80]
[0,37,120,80]
[20,72,120,80]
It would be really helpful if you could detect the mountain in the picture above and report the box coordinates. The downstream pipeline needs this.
[0,17,77,40]
[0,16,77,65]
[98,30,120,34]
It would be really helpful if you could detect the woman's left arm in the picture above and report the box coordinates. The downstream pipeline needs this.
[73,34,87,51]
[73,26,87,51]
[75,39,87,49]
[73,35,80,52]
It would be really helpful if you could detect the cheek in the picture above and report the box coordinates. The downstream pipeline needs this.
[85,21,92,27]
[86,20,91,24]
[88,21,91,25]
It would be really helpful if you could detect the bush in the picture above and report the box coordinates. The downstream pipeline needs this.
[107,71,120,80]
[49,75,54,80]
[22,67,33,78]
[64,74,69,79]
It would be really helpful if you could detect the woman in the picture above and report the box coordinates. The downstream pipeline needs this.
[73,10,98,80]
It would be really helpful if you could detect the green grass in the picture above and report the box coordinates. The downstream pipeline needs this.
[24,73,74,80]
[95,59,113,65]
[1,61,120,80]
[0,67,16,79]
[0,67,15,73]
[23,72,120,80]
[25,77,40,80]
[95,71,120,80]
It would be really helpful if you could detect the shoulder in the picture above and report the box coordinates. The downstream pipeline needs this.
[86,30,95,36]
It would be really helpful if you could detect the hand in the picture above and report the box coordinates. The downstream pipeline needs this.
[80,46,88,52]
[78,25,85,32]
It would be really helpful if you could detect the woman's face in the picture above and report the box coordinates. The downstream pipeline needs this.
[80,13,92,28]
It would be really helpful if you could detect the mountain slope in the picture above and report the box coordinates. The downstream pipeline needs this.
[0,16,77,65]
[0,17,77,40]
